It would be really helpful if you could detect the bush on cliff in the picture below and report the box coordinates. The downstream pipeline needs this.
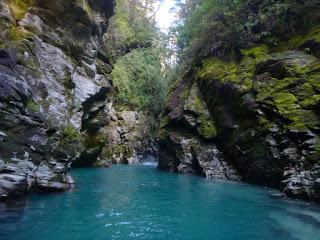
[172,0,320,61]
[111,48,166,115]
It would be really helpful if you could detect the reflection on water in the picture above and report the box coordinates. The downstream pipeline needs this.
[141,155,158,166]
[0,164,319,240]
[141,161,157,166]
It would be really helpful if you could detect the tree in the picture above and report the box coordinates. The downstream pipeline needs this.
[105,0,159,61]
[112,48,167,115]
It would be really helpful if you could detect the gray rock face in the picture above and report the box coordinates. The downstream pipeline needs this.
[0,0,115,200]
[158,131,240,181]
[159,44,320,203]
[97,109,157,166]
[158,80,240,181]
[283,165,320,201]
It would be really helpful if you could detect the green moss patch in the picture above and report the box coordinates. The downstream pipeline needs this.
[275,26,320,50]
[273,92,299,114]
[300,94,320,109]
[62,125,81,142]
[308,70,320,89]
[26,99,40,112]
[198,116,217,139]
[241,45,269,62]
[197,45,271,92]
[8,27,33,41]
[9,0,34,20]
[197,58,238,81]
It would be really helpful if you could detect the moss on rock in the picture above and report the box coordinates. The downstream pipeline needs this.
[8,27,33,41]
[241,45,269,62]
[197,58,238,82]
[9,0,34,20]
[25,99,40,112]
[62,125,81,142]
[276,26,320,53]
[198,116,217,139]
[197,45,271,93]
[271,92,317,131]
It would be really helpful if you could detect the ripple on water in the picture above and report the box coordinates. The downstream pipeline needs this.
[0,165,319,240]
[95,213,105,218]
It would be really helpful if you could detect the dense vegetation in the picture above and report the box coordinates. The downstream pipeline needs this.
[107,0,168,115]
[112,48,166,114]
[106,0,157,60]
[172,0,320,60]
[157,0,320,202]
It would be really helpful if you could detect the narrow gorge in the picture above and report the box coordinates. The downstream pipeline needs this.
[0,0,320,239]
[0,0,157,199]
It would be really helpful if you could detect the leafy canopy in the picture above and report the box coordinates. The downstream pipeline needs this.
[112,48,167,115]
[171,0,320,61]
[106,0,159,61]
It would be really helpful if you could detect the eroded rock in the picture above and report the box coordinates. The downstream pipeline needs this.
[0,0,115,200]
[158,31,320,203]
[97,109,157,166]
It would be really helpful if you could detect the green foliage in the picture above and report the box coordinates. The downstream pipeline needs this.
[172,0,245,59]
[105,0,171,118]
[106,0,158,61]
[178,0,243,46]
[171,0,320,61]
[62,125,81,142]
[112,48,166,115]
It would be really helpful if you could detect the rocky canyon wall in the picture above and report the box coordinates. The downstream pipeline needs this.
[158,1,320,203]
[0,0,118,199]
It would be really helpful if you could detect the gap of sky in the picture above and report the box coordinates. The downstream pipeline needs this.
[155,0,177,32]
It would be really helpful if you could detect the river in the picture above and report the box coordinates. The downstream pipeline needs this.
[0,164,319,240]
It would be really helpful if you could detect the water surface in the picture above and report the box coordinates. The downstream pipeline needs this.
[0,164,320,240]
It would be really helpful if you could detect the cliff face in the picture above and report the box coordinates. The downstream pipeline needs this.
[97,110,157,166]
[158,3,320,202]
[0,0,115,199]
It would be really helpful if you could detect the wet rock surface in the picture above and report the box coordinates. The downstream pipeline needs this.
[158,78,240,181]
[158,131,240,181]
[0,0,115,199]
[158,31,320,202]
[96,110,157,166]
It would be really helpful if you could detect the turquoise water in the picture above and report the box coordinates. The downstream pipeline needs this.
[1,164,320,240]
